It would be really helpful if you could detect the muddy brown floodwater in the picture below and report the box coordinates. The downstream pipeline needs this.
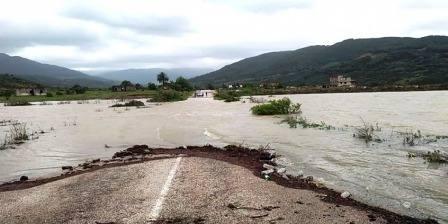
[0,91,447,223]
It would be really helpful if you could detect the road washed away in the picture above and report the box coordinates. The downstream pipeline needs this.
[0,145,437,224]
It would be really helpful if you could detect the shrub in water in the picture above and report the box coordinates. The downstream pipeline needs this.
[281,116,335,130]
[353,119,382,143]
[149,90,189,102]
[423,150,447,163]
[251,98,301,115]
[10,123,29,142]
[214,90,240,102]
[111,100,145,107]
[4,100,32,106]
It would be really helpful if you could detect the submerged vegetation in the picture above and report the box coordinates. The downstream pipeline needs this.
[353,120,382,143]
[149,90,190,102]
[408,150,448,164]
[4,100,32,106]
[249,97,336,131]
[251,98,301,115]
[282,116,336,130]
[422,150,448,163]
[111,100,145,107]
[214,90,241,102]
[1,123,29,150]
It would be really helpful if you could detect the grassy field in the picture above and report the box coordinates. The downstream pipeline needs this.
[0,90,159,103]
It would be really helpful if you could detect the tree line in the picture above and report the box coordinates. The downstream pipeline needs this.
[119,72,194,92]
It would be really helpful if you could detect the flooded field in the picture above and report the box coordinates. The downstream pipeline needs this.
[0,91,447,222]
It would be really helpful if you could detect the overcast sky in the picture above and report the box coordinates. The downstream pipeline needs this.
[0,0,447,72]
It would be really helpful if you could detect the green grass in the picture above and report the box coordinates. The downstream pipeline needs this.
[0,90,159,103]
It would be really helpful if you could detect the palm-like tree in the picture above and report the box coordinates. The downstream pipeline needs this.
[157,72,169,86]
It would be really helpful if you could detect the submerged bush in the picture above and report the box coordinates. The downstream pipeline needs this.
[9,123,29,142]
[251,98,301,115]
[111,100,145,107]
[353,120,382,143]
[401,130,423,146]
[281,116,335,130]
[4,100,32,106]
[422,150,447,163]
[1,123,29,150]
[149,90,189,102]
[214,90,240,102]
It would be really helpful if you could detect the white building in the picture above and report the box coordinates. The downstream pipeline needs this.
[329,75,357,88]
[15,88,47,96]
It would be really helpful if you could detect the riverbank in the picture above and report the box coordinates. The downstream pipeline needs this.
[0,89,159,103]
[0,145,437,223]
[215,84,448,99]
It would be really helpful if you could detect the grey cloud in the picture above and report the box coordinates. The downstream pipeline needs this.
[39,39,302,70]
[0,22,100,52]
[63,7,191,36]
[48,45,264,70]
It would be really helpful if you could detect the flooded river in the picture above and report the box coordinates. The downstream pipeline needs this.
[0,91,447,222]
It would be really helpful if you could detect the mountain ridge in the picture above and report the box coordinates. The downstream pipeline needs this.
[190,36,448,87]
[0,53,116,88]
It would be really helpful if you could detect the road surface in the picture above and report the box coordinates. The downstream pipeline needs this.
[0,156,398,223]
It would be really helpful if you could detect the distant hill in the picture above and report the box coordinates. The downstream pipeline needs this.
[95,68,212,84]
[0,53,116,88]
[190,36,448,87]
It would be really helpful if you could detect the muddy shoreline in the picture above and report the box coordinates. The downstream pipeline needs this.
[0,145,438,224]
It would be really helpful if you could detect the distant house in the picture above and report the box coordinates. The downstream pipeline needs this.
[194,90,216,98]
[111,85,136,92]
[227,83,243,89]
[324,75,357,88]
[15,88,47,96]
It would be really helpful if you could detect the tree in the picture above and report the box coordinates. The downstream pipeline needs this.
[174,76,193,91]
[135,83,143,90]
[121,80,133,91]
[206,83,215,90]
[0,89,15,100]
[147,82,157,90]
[157,72,169,86]
[70,84,88,94]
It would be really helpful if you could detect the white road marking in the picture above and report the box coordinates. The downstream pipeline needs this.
[149,156,182,222]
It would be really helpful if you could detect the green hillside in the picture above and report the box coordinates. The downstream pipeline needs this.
[0,74,43,90]
[0,53,116,88]
[190,36,448,87]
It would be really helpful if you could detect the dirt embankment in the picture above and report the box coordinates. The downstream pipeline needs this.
[0,145,438,224]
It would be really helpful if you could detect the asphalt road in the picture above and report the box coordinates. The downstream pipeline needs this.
[0,156,388,224]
